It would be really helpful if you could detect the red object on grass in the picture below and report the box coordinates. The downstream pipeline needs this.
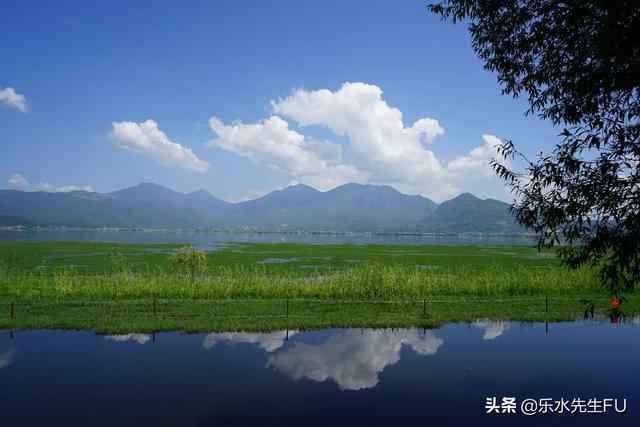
[610,297,620,309]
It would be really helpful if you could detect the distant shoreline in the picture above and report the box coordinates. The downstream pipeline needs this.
[0,225,536,238]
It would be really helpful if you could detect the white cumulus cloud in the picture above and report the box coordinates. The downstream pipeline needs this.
[272,82,453,198]
[448,134,506,178]
[209,115,370,192]
[0,87,28,113]
[109,120,210,173]
[7,173,29,189]
[6,174,93,193]
[293,165,371,192]
[208,82,508,201]
[208,116,346,176]
[35,182,94,193]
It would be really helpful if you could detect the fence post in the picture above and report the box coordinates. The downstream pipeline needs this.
[153,298,157,318]
[545,297,549,334]
[10,302,14,319]
[423,299,426,317]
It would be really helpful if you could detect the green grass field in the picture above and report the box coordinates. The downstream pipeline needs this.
[0,241,635,332]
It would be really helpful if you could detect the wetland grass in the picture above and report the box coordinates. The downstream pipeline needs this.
[0,241,634,332]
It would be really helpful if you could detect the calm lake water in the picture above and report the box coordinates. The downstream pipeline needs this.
[1,321,638,426]
[0,229,535,247]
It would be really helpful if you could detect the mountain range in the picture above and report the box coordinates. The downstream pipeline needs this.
[0,182,524,233]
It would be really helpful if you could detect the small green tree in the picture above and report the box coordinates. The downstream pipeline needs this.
[109,252,132,273]
[168,246,207,280]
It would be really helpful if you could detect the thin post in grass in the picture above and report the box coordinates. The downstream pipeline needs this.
[285,299,290,335]
[545,296,549,334]
[153,298,157,318]
[423,299,426,317]
[10,302,14,319]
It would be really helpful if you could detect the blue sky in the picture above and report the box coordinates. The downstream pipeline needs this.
[0,0,558,202]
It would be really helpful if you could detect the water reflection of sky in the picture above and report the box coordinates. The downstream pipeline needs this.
[203,330,297,352]
[2,320,640,426]
[0,228,535,247]
[197,328,444,390]
[473,320,511,340]
[105,333,153,345]
[266,329,443,390]
[0,348,14,370]
[195,323,515,390]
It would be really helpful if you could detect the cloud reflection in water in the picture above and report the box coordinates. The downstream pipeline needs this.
[472,320,511,340]
[267,329,443,390]
[0,348,15,370]
[105,333,152,345]
[203,330,298,352]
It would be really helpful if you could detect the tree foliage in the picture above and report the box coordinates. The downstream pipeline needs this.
[109,252,132,273]
[429,1,640,292]
[168,246,207,280]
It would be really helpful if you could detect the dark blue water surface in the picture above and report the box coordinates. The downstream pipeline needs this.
[1,320,638,426]
[0,229,535,247]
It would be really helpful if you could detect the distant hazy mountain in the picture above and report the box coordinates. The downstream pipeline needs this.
[419,193,523,233]
[0,183,228,228]
[0,183,523,233]
[226,183,438,231]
